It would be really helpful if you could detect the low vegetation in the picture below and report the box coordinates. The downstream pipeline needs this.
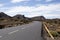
[0,12,32,29]
[50,30,59,37]
[44,19,60,40]
[0,18,32,29]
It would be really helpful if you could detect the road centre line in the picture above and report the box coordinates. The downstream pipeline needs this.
[8,30,19,34]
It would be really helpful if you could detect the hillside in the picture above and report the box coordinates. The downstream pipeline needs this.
[0,12,46,29]
[0,12,11,18]
[44,19,60,38]
[0,12,32,29]
[31,16,45,21]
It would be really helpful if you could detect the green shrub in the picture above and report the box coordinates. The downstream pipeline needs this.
[50,30,59,37]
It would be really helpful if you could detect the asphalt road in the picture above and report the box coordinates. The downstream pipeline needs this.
[0,21,43,40]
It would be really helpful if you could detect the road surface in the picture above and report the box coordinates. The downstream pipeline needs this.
[0,21,43,40]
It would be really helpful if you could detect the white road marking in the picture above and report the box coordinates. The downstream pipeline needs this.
[0,36,2,38]
[21,27,25,29]
[8,30,19,34]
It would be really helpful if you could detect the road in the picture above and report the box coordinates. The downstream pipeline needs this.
[0,21,43,40]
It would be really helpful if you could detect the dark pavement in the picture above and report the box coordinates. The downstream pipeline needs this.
[0,21,43,40]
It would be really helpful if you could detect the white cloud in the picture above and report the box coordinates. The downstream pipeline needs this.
[3,3,60,18]
[43,13,60,19]
[35,0,41,1]
[0,4,4,7]
[11,0,30,3]
[45,0,53,2]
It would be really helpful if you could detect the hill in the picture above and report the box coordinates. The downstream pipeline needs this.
[0,12,11,18]
[31,16,45,21]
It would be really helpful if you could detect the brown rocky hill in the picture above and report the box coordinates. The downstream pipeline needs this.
[0,12,11,18]
[31,16,45,21]
[13,14,32,21]
[13,14,25,19]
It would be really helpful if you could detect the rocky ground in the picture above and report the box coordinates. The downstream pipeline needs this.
[44,19,60,40]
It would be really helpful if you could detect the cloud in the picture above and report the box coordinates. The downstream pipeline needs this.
[45,0,53,2]
[11,0,30,3]
[43,12,60,19]
[35,0,41,1]
[3,3,60,18]
[0,4,4,7]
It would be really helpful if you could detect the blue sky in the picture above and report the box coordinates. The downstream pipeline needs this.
[0,0,60,19]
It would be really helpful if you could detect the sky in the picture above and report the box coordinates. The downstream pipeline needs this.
[0,0,60,19]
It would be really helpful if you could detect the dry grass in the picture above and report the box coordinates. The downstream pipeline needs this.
[0,18,32,29]
[44,19,60,37]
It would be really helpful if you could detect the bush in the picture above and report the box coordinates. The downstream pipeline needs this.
[50,30,59,37]
[0,25,5,29]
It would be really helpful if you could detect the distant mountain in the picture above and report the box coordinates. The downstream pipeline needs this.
[0,12,45,21]
[13,14,25,19]
[31,16,45,21]
[0,12,11,18]
[13,14,32,22]
[13,14,45,21]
